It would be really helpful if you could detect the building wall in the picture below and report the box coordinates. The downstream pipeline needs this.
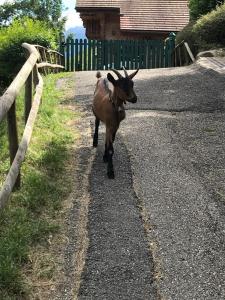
[81,12,120,39]
[81,12,170,40]
[104,13,121,39]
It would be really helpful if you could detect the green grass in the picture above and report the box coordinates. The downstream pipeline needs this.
[0,72,79,299]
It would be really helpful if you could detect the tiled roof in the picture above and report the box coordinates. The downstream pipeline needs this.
[120,1,189,31]
[76,0,189,32]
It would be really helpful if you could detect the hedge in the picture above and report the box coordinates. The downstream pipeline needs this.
[176,3,225,56]
[0,18,58,91]
[193,3,225,47]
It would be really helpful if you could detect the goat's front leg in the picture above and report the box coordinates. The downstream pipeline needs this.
[103,128,117,162]
[103,143,108,163]
[106,127,115,179]
[112,128,118,143]
[93,117,100,147]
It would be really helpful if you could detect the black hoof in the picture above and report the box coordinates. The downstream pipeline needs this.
[103,154,108,163]
[107,171,115,179]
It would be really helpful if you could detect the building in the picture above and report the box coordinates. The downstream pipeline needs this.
[75,0,189,40]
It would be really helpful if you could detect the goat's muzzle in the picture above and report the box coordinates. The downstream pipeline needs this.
[127,95,137,103]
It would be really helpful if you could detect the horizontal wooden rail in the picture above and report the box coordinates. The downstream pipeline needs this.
[37,62,65,69]
[0,72,43,209]
[47,49,64,57]
[0,44,40,123]
[0,42,65,210]
[184,42,195,63]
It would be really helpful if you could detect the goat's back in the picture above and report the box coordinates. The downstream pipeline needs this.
[94,77,112,98]
[93,77,115,124]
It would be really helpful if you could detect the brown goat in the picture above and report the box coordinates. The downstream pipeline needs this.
[92,67,139,179]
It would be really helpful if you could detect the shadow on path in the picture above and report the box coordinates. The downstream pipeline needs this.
[78,132,157,300]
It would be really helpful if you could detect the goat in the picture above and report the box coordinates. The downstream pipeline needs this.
[92,67,139,179]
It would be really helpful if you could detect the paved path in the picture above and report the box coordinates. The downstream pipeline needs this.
[73,63,225,300]
[78,136,156,299]
[197,57,225,74]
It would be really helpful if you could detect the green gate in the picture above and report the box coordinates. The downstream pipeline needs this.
[61,34,175,71]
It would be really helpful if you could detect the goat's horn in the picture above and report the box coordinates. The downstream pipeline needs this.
[123,66,129,78]
[129,68,139,79]
[111,69,123,79]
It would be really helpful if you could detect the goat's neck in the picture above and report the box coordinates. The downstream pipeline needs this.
[110,89,124,108]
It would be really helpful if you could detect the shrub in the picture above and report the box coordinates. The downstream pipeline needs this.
[176,21,199,56]
[0,17,58,90]
[193,3,225,47]
[176,3,225,56]
[189,0,224,20]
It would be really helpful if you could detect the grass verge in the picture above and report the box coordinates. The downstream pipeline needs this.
[0,72,79,299]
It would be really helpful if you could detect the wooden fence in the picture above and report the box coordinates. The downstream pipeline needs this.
[173,40,195,67]
[61,34,176,71]
[0,43,64,210]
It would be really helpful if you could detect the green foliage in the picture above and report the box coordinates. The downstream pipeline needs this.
[193,3,225,47]
[176,21,198,56]
[0,17,57,90]
[189,0,224,20]
[0,0,64,28]
[177,3,225,55]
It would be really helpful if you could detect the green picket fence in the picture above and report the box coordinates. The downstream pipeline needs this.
[61,36,175,71]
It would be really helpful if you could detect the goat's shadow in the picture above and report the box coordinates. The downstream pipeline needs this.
[78,130,157,299]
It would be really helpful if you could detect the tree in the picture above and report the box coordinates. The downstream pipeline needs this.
[189,0,225,19]
[0,0,65,29]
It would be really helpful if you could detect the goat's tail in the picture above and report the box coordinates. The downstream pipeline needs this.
[96,71,102,79]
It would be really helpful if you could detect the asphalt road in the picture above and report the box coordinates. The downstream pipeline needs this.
[74,64,225,300]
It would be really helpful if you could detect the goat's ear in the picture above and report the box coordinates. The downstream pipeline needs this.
[107,73,116,85]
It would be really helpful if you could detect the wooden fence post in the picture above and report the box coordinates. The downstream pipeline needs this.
[178,46,182,66]
[59,33,65,68]
[7,101,20,188]
[33,65,41,104]
[33,65,39,86]
[66,38,70,71]
[84,39,87,71]
[168,32,176,67]
[79,39,83,71]
[71,38,75,71]
[25,71,33,123]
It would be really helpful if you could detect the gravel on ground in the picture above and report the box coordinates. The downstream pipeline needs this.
[56,64,225,300]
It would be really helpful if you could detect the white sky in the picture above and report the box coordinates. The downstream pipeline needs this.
[0,0,83,30]
[62,0,83,29]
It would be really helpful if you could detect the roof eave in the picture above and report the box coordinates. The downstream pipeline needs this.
[120,29,181,33]
[76,6,120,13]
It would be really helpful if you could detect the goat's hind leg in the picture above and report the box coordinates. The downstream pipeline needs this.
[103,143,108,163]
[93,117,100,148]
[105,128,115,179]
[107,142,114,179]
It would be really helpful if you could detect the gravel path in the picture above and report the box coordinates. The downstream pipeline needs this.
[121,110,225,300]
[60,64,225,300]
[74,71,157,299]
[78,134,156,299]
[121,65,225,299]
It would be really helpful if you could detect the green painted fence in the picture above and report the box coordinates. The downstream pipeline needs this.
[61,34,175,71]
